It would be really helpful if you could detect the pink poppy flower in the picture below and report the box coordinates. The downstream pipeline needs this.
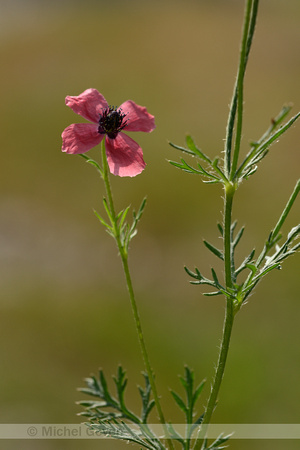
[61,88,155,177]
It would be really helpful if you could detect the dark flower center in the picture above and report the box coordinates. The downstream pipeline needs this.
[98,106,127,139]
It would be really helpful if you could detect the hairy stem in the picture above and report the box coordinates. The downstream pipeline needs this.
[224,184,235,288]
[226,0,259,180]
[194,185,235,450]
[194,4,261,445]
[100,140,174,450]
[230,0,253,178]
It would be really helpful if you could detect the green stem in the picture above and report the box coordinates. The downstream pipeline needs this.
[230,0,252,179]
[194,300,234,450]
[100,140,174,450]
[224,184,235,288]
[205,298,234,427]
[229,0,259,180]
[194,186,235,450]
[101,144,116,223]
[194,4,260,447]
[224,83,238,178]
[225,0,259,178]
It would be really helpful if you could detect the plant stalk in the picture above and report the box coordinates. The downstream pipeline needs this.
[194,186,235,450]
[100,140,174,450]
[227,0,259,180]
[194,2,261,445]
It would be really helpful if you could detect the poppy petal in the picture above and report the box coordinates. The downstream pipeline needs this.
[119,100,155,132]
[62,123,103,154]
[65,88,108,124]
[105,133,146,177]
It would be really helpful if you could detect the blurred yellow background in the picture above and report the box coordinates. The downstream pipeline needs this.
[0,1,299,449]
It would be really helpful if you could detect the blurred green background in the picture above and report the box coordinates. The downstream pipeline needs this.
[0,0,299,449]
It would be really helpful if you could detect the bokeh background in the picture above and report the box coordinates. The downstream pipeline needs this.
[0,0,299,449]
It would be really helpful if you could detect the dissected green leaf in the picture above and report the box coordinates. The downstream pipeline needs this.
[203,291,222,297]
[87,420,161,450]
[79,153,103,175]
[185,135,212,163]
[211,158,228,183]
[102,197,114,223]
[100,369,117,406]
[169,140,195,156]
[169,158,207,176]
[236,111,300,180]
[77,367,166,448]
[169,367,206,447]
[138,373,155,423]
[235,248,255,276]
[135,197,147,220]
[233,226,245,249]
[211,268,220,287]
[203,240,224,260]
[193,379,206,406]
[217,223,224,237]
[170,390,187,414]
[117,206,130,228]
[204,432,232,449]
[93,209,112,230]
[169,137,226,184]
[165,423,185,446]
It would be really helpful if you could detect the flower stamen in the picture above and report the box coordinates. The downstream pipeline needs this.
[98,106,128,139]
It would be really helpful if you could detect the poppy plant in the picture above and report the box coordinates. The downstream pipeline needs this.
[61,88,156,177]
